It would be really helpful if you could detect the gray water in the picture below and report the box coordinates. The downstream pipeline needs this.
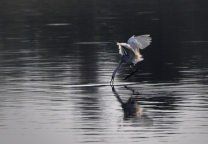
[1,0,208,144]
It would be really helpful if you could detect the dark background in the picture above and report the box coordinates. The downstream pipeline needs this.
[0,0,208,84]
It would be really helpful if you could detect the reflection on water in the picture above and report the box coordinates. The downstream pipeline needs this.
[111,85,153,127]
[1,0,208,144]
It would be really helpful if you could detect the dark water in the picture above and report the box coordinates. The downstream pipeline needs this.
[1,0,208,144]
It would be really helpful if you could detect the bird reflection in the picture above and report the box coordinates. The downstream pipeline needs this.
[111,85,153,126]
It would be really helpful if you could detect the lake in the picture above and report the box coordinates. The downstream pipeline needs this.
[0,0,208,144]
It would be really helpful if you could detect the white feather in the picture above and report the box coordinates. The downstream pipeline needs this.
[120,43,135,53]
[112,34,152,80]
[117,42,134,56]
[117,42,123,55]
[127,35,152,50]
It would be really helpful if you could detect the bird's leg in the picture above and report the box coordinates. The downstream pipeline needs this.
[123,72,135,80]
[134,65,139,72]
[130,64,138,73]
[130,65,134,73]
[124,85,135,94]
[123,65,138,80]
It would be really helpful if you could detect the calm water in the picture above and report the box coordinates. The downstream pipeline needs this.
[1,0,208,144]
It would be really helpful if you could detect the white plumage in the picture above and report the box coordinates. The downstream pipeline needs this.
[111,34,152,84]
[128,35,152,50]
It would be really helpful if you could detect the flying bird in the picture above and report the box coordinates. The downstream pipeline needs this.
[110,35,152,84]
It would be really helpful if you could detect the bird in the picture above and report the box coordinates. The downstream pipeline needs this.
[110,35,152,84]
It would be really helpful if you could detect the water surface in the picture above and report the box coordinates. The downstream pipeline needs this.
[0,0,208,144]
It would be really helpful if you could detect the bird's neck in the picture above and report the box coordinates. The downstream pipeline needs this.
[112,60,123,78]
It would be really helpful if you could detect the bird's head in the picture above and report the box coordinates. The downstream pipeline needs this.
[110,76,114,86]
[116,42,120,46]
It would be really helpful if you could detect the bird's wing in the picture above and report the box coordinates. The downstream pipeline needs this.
[117,42,135,56]
[127,35,152,50]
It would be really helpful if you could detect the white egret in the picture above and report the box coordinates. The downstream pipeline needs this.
[110,35,152,84]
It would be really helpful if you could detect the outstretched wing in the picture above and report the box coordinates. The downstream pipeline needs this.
[127,35,152,50]
[117,42,135,56]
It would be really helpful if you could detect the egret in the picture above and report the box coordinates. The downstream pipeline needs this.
[110,35,152,84]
